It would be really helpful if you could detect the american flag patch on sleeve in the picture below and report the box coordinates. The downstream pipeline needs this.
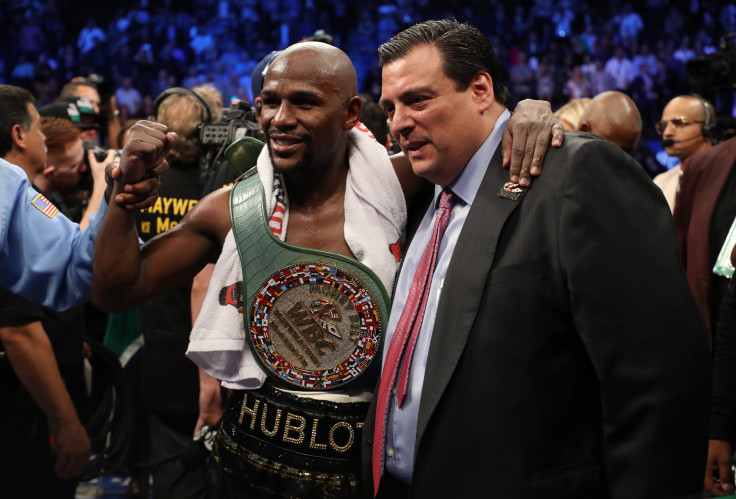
[31,193,59,218]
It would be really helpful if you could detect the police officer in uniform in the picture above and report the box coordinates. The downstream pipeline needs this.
[0,84,162,498]
[0,88,162,308]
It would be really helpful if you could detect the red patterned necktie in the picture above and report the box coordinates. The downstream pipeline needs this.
[372,189,455,496]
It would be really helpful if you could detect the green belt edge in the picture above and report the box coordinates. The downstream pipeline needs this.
[229,168,391,387]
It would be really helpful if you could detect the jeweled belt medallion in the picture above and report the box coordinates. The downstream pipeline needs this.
[249,262,382,389]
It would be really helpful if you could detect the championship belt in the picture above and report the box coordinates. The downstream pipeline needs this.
[230,170,390,391]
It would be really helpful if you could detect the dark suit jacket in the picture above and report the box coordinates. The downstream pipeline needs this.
[673,137,736,340]
[363,133,710,499]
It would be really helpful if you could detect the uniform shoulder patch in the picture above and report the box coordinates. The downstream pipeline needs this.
[31,193,59,218]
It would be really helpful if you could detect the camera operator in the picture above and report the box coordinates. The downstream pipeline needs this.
[35,117,115,230]
[38,100,118,228]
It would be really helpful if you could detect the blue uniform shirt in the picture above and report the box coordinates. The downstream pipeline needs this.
[0,159,107,310]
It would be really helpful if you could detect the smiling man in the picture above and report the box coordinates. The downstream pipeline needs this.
[364,19,709,499]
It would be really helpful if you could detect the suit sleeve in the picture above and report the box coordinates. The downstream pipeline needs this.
[558,139,710,498]
[712,279,736,443]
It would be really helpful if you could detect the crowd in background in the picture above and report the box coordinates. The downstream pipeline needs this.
[3,1,736,496]
[1,0,736,146]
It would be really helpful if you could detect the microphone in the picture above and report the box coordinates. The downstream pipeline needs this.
[661,134,703,147]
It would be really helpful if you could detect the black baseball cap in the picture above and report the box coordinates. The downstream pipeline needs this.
[39,97,101,130]
[251,51,280,102]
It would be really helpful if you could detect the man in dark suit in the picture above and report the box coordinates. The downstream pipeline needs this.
[364,20,710,498]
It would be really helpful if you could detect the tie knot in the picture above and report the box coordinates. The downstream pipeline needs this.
[440,189,454,211]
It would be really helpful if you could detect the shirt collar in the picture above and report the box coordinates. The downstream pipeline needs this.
[435,109,510,208]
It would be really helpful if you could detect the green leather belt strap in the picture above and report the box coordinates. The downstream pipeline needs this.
[229,169,390,390]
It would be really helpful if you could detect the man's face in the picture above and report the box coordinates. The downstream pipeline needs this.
[25,104,47,174]
[74,85,101,114]
[47,138,86,191]
[658,96,709,162]
[380,44,483,187]
[593,122,639,154]
[260,52,349,177]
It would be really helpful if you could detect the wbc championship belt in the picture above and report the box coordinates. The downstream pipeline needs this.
[230,170,390,391]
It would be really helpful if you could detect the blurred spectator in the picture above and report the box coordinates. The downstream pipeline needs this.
[673,35,696,64]
[580,53,596,77]
[536,56,556,102]
[605,46,635,91]
[632,42,659,78]
[579,22,599,54]
[552,0,576,38]
[19,18,45,56]
[721,2,736,33]
[77,18,107,70]
[115,76,143,120]
[617,3,644,48]
[565,66,590,100]
[509,52,536,102]
[150,69,174,102]
[629,62,660,138]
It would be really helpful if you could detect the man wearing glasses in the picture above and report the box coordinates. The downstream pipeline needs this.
[653,94,715,212]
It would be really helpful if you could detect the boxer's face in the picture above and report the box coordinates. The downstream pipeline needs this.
[260,49,352,178]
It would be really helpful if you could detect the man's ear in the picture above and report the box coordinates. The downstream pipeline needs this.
[578,120,592,133]
[470,71,494,113]
[41,163,56,178]
[344,95,362,130]
[10,124,25,150]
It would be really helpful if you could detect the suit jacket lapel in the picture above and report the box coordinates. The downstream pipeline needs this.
[414,145,531,450]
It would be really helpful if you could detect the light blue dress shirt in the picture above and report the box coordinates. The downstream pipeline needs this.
[384,110,510,483]
[0,159,107,310]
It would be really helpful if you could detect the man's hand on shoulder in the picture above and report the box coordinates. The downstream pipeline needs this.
[502,99,565,186]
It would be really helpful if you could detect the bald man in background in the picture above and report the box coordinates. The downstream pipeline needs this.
[577,90,642,154]
[654,95,715,212]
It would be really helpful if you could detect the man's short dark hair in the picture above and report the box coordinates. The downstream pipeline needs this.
[378,19,510,106]
[0,84,34,157]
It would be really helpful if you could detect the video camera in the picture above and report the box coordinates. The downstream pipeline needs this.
[78,140,121,190]
[687,33,736,93]
[198,100,262,182]
[84,139,122,164]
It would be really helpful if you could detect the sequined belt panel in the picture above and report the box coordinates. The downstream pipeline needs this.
[218,384,368,473]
